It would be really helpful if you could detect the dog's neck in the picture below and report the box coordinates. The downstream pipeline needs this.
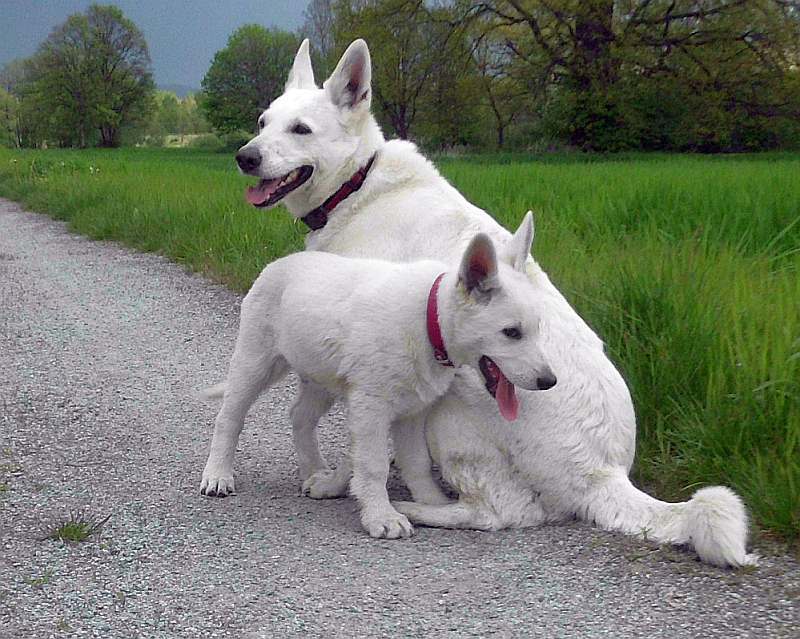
[300,154,377,231]
[426,273,454,367]
[425,273,468,369]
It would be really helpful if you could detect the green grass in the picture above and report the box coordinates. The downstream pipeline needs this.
[1,147,798,545]
[0,148,301,290]
[43,512,111,543]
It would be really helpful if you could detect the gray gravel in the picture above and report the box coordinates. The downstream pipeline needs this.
[0,198,798,639]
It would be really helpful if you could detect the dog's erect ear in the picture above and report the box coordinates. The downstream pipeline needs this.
[458,233,500,301]
[324,39,371,110]
[500,211,534,272]
[285,39,316,90]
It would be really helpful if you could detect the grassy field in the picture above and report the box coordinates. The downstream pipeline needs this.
[1,147,798,546]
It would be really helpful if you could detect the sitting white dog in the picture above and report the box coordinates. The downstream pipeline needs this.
[202,217,557,538]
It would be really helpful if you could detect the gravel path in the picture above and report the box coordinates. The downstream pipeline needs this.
[0,198,798,639]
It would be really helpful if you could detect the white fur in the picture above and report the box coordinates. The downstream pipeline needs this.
[200,231,553,539]
[204,39,756,566]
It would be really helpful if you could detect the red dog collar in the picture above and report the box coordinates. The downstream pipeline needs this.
[301,154,376,231]
[427,273,454,367]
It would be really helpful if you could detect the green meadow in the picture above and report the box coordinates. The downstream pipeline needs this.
[1,147,798,546]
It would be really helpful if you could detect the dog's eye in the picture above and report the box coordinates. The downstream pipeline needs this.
[502,327,522,340]
[257,118,266,131]
[291,123,312,135]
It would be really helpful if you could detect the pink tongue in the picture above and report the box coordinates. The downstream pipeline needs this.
[495,373,518,421]
[245,178,280,205]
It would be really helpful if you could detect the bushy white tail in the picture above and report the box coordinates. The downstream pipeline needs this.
[584,471,757,568]
[683,486,756,567]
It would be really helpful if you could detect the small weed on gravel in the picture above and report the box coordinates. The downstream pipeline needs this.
[25,568,54,588]
[0,462,22,475]
[43,511,111,543]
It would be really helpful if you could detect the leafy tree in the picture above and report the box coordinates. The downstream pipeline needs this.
[333,0,482,144]
[0,88,17,147]
[26,4,155,147]
[462,0,800,151]
[1,58,51,148]
[414,14,484,149]
[179,94,211,135]
[200,25,302,133]
[470,31,531,148]
[144,91,211,145]
[158,92,181,134]
[613,0,800,150]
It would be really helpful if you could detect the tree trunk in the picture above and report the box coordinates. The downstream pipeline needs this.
[99,126,118,147]
[573,2,615,90]
[391,111,409,140]
[569,1,617,149]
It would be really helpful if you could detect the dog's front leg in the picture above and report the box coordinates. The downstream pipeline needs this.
[391,414,450,505]
[348,393,413,539]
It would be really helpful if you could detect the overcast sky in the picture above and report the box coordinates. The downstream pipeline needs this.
[0,0,310,89]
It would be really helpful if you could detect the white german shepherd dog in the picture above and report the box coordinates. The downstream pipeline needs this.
[203,224,559,539]
[201,39,755,567]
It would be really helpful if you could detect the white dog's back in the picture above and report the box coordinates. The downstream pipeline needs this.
[249,250,444,400]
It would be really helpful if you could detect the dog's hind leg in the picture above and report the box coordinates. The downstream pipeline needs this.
[391,416,449,505]
[200,313,289,497]
[292,378,334,483]
[303,456,351,499]
[392,500,497,531]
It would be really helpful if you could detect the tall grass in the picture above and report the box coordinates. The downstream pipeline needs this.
[0,149,302,290]
[1,147,797,544]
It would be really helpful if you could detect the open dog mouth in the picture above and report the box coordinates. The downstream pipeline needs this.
[245,165,313,208]
[479,356,518,422]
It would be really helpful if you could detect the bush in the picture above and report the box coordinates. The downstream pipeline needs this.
[219,130,252,152]
[186,133,225,152]
[187,130,251,153]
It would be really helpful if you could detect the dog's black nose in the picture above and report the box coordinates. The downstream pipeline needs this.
[536,373,557,390]
[236,146,262,173]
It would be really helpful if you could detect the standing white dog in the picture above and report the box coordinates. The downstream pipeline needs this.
[203,222,556,539]
[201,38,755,567]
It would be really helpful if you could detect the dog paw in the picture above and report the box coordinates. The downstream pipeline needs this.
[302,469,349,499]
[200,473,236,497]
[361,509,414,539]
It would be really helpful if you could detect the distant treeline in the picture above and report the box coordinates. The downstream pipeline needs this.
[299,0,800,152]
[2,1,799,152]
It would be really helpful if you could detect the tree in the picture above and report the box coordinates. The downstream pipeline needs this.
[470,30,531,148]
[200,26,302,133]
[462,0,800,151]
[27,4,155,147]
[332,0,480,143]
[415,12,484,149]
[301,0,337,76]
[144,91,211,145]
[0,88,17,147]
[1,58,51,148]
